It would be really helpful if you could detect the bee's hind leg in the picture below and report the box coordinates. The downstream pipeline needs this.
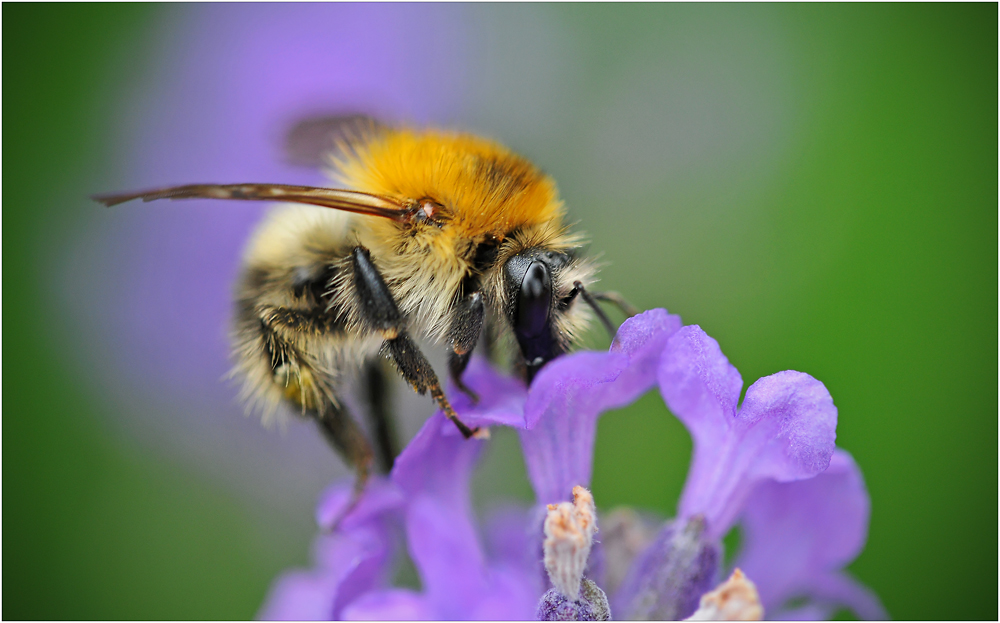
[350,246,483,440]
[312,398,374,531]
[254,305,375,526]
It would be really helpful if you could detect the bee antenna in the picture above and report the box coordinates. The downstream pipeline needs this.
[90,183,411,222]
[572,281,617,340]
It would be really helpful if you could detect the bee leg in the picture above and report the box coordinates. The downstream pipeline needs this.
[253,307,375,524]
[448,291,484,404]
[350,246,481,440]
[383,334,482,439]
[361,358,398,473]
[448,351,478,404]
[312,399,374,531]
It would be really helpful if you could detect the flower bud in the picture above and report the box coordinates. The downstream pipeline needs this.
[537,487,611,621]
[543,486,598,600]
[684,568,763,621]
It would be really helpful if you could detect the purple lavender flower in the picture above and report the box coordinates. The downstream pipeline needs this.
[258,310,682,620]
[613,324,879,620]
[259,311,882,621]
[257,478,400,620]
[260,412,541,620]
[661,325,839,539]
[517,309,684,506]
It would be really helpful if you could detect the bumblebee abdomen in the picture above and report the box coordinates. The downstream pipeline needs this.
[230,203,379,422]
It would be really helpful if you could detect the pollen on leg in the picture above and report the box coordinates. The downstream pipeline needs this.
[380,327,399,340]
[274,363,318,410]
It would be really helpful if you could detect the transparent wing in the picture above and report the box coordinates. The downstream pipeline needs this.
[284,114,386,167]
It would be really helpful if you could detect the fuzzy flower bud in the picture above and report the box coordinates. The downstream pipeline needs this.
[685,569,764,621]
[544,485,598,600]
[537,486,610,621]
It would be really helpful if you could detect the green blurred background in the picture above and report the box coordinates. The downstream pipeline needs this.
[4,3,996,620]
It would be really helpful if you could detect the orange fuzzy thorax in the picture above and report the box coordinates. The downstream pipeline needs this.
[333,129,566,240]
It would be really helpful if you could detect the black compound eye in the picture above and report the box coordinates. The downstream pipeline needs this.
[515,260,552,339]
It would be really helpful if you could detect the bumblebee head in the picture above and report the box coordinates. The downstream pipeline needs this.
[502,248,565,381]
[496,243,598,383]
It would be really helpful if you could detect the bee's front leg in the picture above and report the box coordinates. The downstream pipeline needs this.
[448,291,484,404]
[350,247,481,439]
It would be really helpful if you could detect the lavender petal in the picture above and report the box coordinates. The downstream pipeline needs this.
[660,326,837,538]
[445,356,530,429]
[734,449,886,620]
[315,476,404,531]
[482,506,545,581]
[391,414,488,615]
[258,525,391,620]
[736,371,838,484]
[340,589,434,620]
[800,572,888,621]
[522,309,682,504]
[258,570,342,621]
[656,325,744,442]
[388,413,539,619]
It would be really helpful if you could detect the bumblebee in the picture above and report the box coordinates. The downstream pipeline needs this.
[95,117,634,502]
